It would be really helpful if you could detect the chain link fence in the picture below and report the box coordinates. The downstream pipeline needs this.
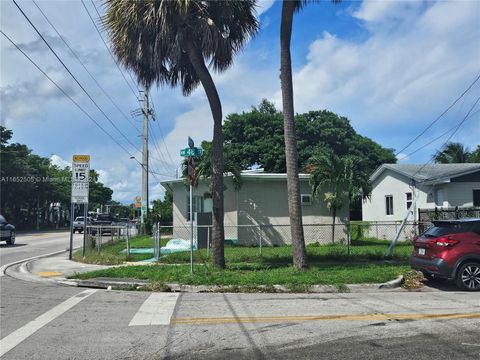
[85,223,140,252]
[157,221,426,259]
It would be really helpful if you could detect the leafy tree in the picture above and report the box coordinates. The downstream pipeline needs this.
[433,142,471,163]
[220,101,395,174]
[309,149,371,243]
[151,190,173,225]
[104,0,258,269]
[468,145,480,163]
[0,126,113,229]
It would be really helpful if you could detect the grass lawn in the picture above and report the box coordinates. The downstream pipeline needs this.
[71,235,412,290]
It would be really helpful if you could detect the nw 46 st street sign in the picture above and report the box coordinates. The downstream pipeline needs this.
[71,155,90,204]
[180,147,203,157]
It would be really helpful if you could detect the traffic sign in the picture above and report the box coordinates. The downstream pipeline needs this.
[180,147,203,157]
[71,155,90,204]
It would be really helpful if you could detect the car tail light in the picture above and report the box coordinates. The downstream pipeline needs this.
[430,237,459,247]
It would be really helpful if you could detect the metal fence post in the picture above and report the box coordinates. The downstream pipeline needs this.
[347,221,351,257]
[259,225,263,256]
[126,225,130,257]
[207,226,210,258]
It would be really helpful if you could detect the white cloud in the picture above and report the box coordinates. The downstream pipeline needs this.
[290,0,480,132]
[256,0,276,17]
[50,154,71,168]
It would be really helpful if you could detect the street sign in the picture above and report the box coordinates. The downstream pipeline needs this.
[134,196,141,209]
[71,155,90,204]
[180,147,204,157]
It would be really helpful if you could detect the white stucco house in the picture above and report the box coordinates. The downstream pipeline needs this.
[161,171,349,246]
[362,163,480,223]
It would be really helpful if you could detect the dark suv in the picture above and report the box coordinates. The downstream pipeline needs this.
[410,218,480,291]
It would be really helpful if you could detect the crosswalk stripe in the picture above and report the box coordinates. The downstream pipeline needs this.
[0,289,97,357]
[129,293,179,326]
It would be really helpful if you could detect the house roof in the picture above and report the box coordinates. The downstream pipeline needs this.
[370,163,480,184]
[160,172,311,187]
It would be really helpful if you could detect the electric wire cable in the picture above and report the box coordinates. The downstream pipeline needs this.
[90,0,140,93]
[32,0,142,135]
[398,107,480,162]
[395,72,480,156]
[1,29,174,182]
[411,95,480,178]
[81,0,139,99]
[12,0,141,155]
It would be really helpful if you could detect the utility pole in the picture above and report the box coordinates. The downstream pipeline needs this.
[141,89,149,234]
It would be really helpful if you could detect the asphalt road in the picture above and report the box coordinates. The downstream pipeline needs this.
[1,232,479,359]
[1,276,479,359]
[0,231,83,267]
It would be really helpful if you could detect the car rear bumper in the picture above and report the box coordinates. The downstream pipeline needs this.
[409,256,453,278]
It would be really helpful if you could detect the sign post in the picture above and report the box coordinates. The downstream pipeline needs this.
[181,137,201,274]
[70,155,90,259]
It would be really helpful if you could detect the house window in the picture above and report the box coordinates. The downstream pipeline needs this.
[385,195,394,215]
[406,192,413,210]
[301,194,312,206]
[474,190,480,207]
[186,196,203,221]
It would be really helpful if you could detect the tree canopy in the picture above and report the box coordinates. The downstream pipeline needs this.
[219,100,396,175]
[433,142,480,163]
[0,126,113,229]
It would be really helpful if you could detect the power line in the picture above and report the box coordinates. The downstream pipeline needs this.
[410,95,480,178]
[2,30,174,184]
[12,0,141,155]
[31,0,142,135]
[148,121,176,173]
[395,72,480,156]
[398,107,480,161]
[90,0,140,92]
[1,29,136,160]
[81,0,140,99]
[149,94,176,165]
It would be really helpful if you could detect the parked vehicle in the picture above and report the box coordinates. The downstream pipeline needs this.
[410,218,480,291]
[0,215,16,245]
[72,216,92,233]
[90,214,116,235]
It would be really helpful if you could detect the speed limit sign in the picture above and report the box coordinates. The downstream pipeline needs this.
[71,155,90,203]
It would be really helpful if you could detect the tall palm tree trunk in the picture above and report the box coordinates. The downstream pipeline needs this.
[280,1,307,269]
[186,44,225,269]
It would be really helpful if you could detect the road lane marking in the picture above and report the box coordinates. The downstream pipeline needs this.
[171,312,480,325]
[129,293,179,326]
[462,343,480,347]
[35,271,64,277]
[0,289,97,357]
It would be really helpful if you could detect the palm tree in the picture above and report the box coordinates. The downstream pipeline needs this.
[279,0,339,269]
[309,149,371,243]
[433,142,470,163]
[103,1,258,269]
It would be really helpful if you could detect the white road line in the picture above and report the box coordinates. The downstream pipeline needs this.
[0,249,68,277]
[462,343,480,347]
[0,289,97,357]
[129,293,180,326]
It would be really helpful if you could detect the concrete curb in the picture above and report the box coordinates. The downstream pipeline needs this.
[8,252,405,293]
[379,275,404,289]
[66,276,405,293]
[0,249,69,277]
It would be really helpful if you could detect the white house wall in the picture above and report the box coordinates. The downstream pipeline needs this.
[363,170,428,222]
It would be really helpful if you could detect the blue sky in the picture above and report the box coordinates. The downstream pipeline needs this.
[1,0,479,204]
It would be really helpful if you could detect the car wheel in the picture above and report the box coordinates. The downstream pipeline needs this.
[6,230,15,245]
[456,262,480,291]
